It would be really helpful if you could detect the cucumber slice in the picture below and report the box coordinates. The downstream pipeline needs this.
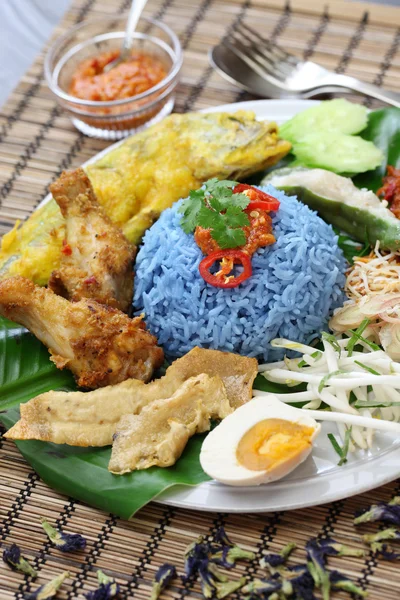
[291,132,384,174]
[280,99,368,142]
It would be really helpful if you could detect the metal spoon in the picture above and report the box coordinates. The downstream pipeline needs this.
[103,0,148,73]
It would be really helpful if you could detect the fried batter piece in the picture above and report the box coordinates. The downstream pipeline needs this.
[166,347,258,409]
[109,374,232,473]
[0,276,163,388]
[49,168,135,312]
[5,347,257,447]
[6,379,148,447]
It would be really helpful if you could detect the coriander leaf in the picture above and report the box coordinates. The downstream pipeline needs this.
[224,205,250,228]
[178,189,205,233]
[208,195,224,212]
[212,226,247,249]
[226,192,251,210]
[204,179,237,194]
[197,206,224,230]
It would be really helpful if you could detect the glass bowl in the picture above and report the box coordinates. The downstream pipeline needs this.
[45,15,182,140]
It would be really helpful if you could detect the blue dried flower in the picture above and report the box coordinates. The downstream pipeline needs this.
[242,577,281,595]
[41,518,86,552]
[289,567,316,600]
[183,536,210,579]
[84,582,116,600]
[84,570,120,600]
[355,499,400,526]
[329,570,368,597]
[26,571,69,600]
[210,528,255,568]
[260,543,297,571]
[306,538,363,600]
[3,543,37,577]
[363,528,400,559]
[214,527,234,547]
[150,564,176,600]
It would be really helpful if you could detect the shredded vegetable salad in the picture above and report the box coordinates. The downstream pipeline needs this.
[256,324,400,457]
[346,242,400,299]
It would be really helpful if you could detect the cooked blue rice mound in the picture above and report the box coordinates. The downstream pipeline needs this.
[134,185,346,362]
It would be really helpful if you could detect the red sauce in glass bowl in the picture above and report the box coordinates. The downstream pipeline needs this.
[69,50,167,101]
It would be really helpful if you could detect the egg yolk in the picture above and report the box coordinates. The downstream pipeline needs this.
[236,418,315,471]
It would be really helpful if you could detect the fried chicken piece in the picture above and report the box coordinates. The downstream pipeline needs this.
[0,276,163,388]
[49,168,135,312]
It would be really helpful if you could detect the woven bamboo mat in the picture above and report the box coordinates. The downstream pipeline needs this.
[1,0,400,598]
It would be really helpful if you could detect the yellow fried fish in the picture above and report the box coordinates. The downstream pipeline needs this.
[0,111,291,284]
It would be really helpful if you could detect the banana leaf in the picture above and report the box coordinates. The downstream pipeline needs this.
[0,317,210,519]
[353,107,400,192]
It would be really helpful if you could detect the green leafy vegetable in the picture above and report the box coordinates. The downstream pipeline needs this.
[346,318,372,356]
[321,332,341,355]
[354,360,380,376]
[179,188,205,233]
[298,350,322,368]
[354,399,400,409]
[318,370,345,393]
[355,107,400,192]
[178,179,251,249]
[328,427,352,466]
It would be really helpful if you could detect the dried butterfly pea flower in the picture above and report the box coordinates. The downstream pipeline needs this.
[306,538,364,600]
[26,571,69,600]
[329,570,368,597]
[84,569,120,600]
[41,518,86,552]
[150,564,177,600]
[363,528,400,559]
[355,498,400,526]
[260,542,297,570]
[2,543,37,578]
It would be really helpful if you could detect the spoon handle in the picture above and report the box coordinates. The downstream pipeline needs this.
[122,0,148,58]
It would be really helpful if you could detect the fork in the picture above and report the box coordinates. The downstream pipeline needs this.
[210,23,400,107]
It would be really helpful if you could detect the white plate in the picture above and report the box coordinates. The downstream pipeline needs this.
[41,99,400,513]
[156,99,400,512]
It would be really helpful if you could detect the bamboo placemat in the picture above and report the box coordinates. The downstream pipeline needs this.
[1,0,400,598]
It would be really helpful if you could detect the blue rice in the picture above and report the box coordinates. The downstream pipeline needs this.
[134,185,346,362]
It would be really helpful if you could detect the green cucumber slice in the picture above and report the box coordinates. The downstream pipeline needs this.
[280,99,368,142]
[291,132,384,174]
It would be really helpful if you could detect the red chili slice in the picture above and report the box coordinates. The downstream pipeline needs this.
[61,241,72,256]
[199,249,252,288]
[233,183,280,212]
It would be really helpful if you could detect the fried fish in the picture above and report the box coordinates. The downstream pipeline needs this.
[0,111,291,284]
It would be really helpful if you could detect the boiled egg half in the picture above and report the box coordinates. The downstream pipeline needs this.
[200,395,321,486]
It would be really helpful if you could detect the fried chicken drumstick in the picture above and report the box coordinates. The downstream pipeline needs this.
[49,168,135,312]
[0,276,163,388]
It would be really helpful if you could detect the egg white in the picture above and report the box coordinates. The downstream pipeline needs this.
[200,395,321,486]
